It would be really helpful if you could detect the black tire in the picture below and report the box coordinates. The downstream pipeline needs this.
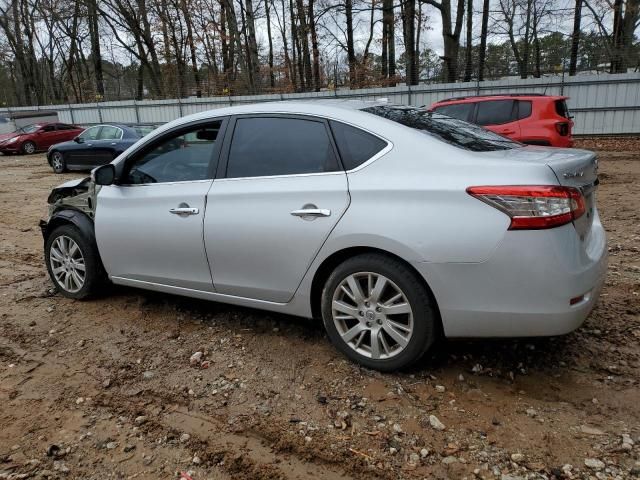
[321,253,437,371]
[44,224,106,299]
[21,141,36,155]
[50,151,66,174]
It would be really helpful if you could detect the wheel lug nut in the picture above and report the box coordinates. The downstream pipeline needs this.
[365,301,369,307]
[366,321,372,327]
[377,319,383,325]
[376,306,381,312]
[359,311,364,316]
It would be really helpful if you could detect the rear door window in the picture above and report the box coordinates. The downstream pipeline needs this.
[475,100,516,125]
[225,117,339,178]
[433,103,474,122]
[98,126,121,140]
[517,101,532,120]
[329,121,387,170]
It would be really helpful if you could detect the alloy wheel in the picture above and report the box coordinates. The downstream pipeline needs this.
[23,142,35,154]
[49,235,86,293]
[52,152,63,171]
[331,272,414,360]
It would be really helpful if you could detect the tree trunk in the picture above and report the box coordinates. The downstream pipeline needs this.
[478,0,490,81]
[463,0,473,81]
[568,0,582,75]
[245,0,261,91]
[87,0,105,98]
[402,0,418,85]
[345,0,357,87]
[296,0,313,89]
[265,0,276,88]
[308,0,321,91]
[181,0,202,96]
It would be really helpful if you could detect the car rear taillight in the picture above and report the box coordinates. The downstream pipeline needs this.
[555,122,569,136]
[467,185,586,230]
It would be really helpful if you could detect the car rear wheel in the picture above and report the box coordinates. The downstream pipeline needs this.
[22,141,36,155]
[45,224,105,299]
[51,151,66,174]
[321,253,437,371]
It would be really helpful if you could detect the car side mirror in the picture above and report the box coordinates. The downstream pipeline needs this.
[92,164,115,186]
[74,136,83,143]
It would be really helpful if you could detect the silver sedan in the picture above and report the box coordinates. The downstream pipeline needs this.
[41,102,607,371]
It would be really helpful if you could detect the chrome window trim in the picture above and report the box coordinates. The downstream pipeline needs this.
[220,112,393,180]
[115,179,214,187]
[214,170,346,182]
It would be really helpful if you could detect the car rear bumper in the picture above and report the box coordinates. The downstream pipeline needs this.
[414,216,608,338]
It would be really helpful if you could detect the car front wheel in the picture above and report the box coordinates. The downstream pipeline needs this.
[45,224,105,299]
[50,151,66,173]
[22,141,36,155]
[321,253,438,371]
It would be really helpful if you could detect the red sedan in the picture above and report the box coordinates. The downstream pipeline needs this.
[0,122,84,155]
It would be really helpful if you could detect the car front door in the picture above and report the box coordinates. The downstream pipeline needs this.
[37,125,59,149]
[475,100,522,140]
[66,126,102,168]
[89,125,123,167]
[204,115,350,303]
[95,120,227,291]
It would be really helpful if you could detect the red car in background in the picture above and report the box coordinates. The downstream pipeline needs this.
[428,94,574,147]
[0,122,84,155]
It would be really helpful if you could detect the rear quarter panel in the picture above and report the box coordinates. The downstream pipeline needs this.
[318,130,561,265]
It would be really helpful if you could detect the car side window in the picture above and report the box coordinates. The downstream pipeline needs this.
[476,100,516,126]
[122,122,222,185]
[42,125,56,133]
[329,121,387,170]
[225,117,339,178]
[433,103,474,122]
[517,101,532,120]
[98,126,121,140]
[79,126,101,141]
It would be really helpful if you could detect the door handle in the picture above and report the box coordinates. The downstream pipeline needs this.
[169,207,199,216]
[290,208,331,218]
[500,129,516,134]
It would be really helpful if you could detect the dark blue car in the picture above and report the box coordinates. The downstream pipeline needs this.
[47,123,155,173]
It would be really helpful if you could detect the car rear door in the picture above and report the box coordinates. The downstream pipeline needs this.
[95,119,227,291]
[475,100,522,140]
[204,115,350,303]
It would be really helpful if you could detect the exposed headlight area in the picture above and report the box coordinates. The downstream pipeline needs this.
[5,136,19,144]
[467,185,586,230]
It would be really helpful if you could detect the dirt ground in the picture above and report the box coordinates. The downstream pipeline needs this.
[0,142,638,480]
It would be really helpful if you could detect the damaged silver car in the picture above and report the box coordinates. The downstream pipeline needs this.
[41,101,606,371]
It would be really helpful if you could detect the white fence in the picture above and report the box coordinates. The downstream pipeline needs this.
[2,72,640,135]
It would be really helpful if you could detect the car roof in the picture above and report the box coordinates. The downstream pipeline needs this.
[146,100,399,138]
[434,94,568,105]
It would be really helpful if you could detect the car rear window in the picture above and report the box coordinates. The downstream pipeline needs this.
[433,103,474,122]
[362,105,521,152]
[555,100,570,118]
[329,121,388,170]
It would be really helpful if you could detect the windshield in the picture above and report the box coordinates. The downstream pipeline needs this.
[362,105,522,152]
[17,124,41,134]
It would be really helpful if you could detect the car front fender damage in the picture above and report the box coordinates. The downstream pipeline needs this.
[40,177,101,241]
